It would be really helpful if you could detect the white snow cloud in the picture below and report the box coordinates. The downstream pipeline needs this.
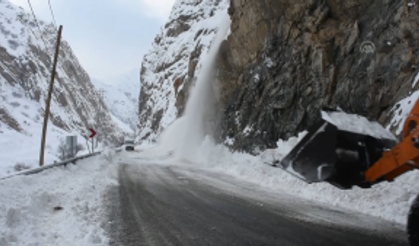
[9,0,176,22]
[140,0,176,21]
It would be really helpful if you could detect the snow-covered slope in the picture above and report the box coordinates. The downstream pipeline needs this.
[0,0,127,176]
[92,69,140,132]
[137,0,229,141]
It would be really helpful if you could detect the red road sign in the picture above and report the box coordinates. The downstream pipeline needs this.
[89,128,96,138]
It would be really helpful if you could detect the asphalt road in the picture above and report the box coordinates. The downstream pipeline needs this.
[105,162,408,246]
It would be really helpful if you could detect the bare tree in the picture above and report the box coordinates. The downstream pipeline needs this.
[57,139,67,160]
[57,138,87,160]
[85,137,92,154]
[76,143,85,153]
[14,162,31,172]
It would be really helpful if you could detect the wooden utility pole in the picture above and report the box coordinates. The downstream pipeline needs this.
[39,25,63,166]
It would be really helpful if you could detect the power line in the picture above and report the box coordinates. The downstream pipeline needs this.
[20,3,109,147]
[47,0,57,27]
[17,14,52,57]
[27,0,50,51]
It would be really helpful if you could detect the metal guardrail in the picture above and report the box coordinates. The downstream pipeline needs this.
[0,151,102,181]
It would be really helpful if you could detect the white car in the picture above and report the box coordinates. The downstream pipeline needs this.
[124,140,135,151]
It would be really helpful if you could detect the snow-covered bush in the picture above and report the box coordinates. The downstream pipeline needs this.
[13,162,30,172]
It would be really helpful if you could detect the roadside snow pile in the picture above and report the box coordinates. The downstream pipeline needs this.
[188,135,417,226]
[0,154,118,246]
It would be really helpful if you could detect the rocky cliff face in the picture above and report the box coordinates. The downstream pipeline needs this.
[0,0,126,148]
[139,0,419,153]
[137,0,229,141]
[217,0,419,152]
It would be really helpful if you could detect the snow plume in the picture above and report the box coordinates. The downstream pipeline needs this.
[156,13,231,162]
[137,0,229,141]
[175,14,230,161]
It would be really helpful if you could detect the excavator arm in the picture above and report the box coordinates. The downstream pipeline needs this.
[365,128,419,183]
[365,101,419,183]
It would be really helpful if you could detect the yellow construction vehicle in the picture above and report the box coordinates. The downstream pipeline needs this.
[276,102,419,245]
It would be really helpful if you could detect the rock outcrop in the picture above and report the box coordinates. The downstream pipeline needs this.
[138,0,419,153]
[217,0,419,152]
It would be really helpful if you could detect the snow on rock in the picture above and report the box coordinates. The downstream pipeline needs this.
[0,154,119,246]
[322,110,397,140]
[387,70,419,135]
[412,71,419,88]
[137,0,229,142]
[387,89,419,135]
[0,0,34,57]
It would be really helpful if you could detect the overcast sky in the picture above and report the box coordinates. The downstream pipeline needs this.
[9,0,176,81]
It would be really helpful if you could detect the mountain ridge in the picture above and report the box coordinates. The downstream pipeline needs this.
[0,0,128,174]
[91,69,140,131]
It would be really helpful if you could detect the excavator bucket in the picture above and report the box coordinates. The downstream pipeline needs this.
[279,109,398,189]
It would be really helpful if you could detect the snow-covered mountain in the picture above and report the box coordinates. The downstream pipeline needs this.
[137,0,229,142]
[0,0,127,175]
[92,69,140,132]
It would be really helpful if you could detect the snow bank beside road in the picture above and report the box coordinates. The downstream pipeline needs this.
[195,137,418,226]
[0,154,119,246]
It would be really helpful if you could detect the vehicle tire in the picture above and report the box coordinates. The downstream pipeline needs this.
[408,194,419,246]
